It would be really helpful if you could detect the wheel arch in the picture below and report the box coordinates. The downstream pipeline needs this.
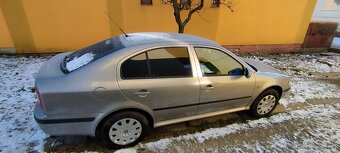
[95,108,154,137]
[246,85,283,110]
[266,85,283,98]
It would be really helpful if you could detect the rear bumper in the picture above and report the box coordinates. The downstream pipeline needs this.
[34,104,101,136]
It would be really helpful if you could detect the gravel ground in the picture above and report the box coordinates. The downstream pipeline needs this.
[0,52,339,153]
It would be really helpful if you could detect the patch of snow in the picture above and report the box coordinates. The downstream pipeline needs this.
[125,33,171,42]
[144,139,173,151]
[120,33,175,46]
[114,148,137,153]
[66,53,94,72]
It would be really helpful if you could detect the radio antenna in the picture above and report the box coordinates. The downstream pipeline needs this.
[105,11,128,37]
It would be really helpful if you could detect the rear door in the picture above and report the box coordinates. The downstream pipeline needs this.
[193,47,256,114]
[117,46,200,122]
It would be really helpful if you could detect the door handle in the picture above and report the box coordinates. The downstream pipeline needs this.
[203,84,214,90]
[134,89,150,97]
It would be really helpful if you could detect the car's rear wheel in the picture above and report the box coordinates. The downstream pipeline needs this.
[99,111,150,149]
[250,89,280,118]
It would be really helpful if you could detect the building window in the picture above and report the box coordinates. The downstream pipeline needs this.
[141,0,152,5]
[323,0,339,10]
[211,0,220,8]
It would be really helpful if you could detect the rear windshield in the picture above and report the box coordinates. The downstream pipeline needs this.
[61,36,125,73]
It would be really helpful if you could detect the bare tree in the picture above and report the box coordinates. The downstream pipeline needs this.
[162,0,234,33]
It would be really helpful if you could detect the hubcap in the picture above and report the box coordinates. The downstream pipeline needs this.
[109,118,142,145]
[257,95,276,115]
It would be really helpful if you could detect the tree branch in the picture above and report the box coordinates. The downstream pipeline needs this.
[182,0,204,26]
[220,0,234,12]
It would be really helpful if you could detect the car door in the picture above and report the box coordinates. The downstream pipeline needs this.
[117,46,200,122]
[193,46,256,114]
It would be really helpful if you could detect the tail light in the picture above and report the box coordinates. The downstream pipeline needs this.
[35,87,44,112]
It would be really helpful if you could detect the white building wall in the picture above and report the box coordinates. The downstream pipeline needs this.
[312,0,340,31]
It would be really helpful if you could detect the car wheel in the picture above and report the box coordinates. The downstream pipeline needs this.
[99,111,150,149]
[250,89,280,118]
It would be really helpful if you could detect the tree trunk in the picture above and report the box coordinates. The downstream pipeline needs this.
[178,24,185,33]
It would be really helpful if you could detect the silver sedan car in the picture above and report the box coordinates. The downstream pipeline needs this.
[34,32,290,148]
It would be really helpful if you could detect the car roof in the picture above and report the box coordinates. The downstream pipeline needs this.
[118,32,220,47]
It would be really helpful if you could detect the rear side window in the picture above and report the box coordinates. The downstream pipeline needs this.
[61,37,125,73]
[121,53,149,79]
[121,47,192,79]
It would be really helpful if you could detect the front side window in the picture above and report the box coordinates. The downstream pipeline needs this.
[121,47,192,79]
[194,47,244,76]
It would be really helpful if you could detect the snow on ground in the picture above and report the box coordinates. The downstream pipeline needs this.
[0,53,339,152]
[244,54,340,106]
[0,56,49,152]
[245,54,340,76]
[140,103,340,152]
[280,77,340,106]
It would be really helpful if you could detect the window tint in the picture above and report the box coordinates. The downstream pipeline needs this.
[195,47,244,76]
[148,47,192,77]
[121,53,149,79]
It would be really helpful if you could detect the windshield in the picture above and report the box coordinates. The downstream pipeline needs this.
[61,36,125,73]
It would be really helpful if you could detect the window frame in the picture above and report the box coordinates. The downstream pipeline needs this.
[119,46,195,80]
[193,46,246,77]
[141,0,153,5]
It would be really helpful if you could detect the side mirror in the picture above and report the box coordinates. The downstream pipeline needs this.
[228,68,244,75]
[245,68,252,78]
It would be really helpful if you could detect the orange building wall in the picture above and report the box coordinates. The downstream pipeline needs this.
[0,6,14,48]
[0,0,317,53]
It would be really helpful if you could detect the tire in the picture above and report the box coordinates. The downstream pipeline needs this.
[249,89,280,118]
[98,111,150,149]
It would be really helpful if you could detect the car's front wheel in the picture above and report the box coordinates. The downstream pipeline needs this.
[250,89,280,118]
[99,111,150,149]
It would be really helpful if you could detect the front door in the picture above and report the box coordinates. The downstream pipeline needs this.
[117,47,200,122]
[193,47,255,114]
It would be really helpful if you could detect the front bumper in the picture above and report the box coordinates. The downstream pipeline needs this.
[34,104,100,136]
